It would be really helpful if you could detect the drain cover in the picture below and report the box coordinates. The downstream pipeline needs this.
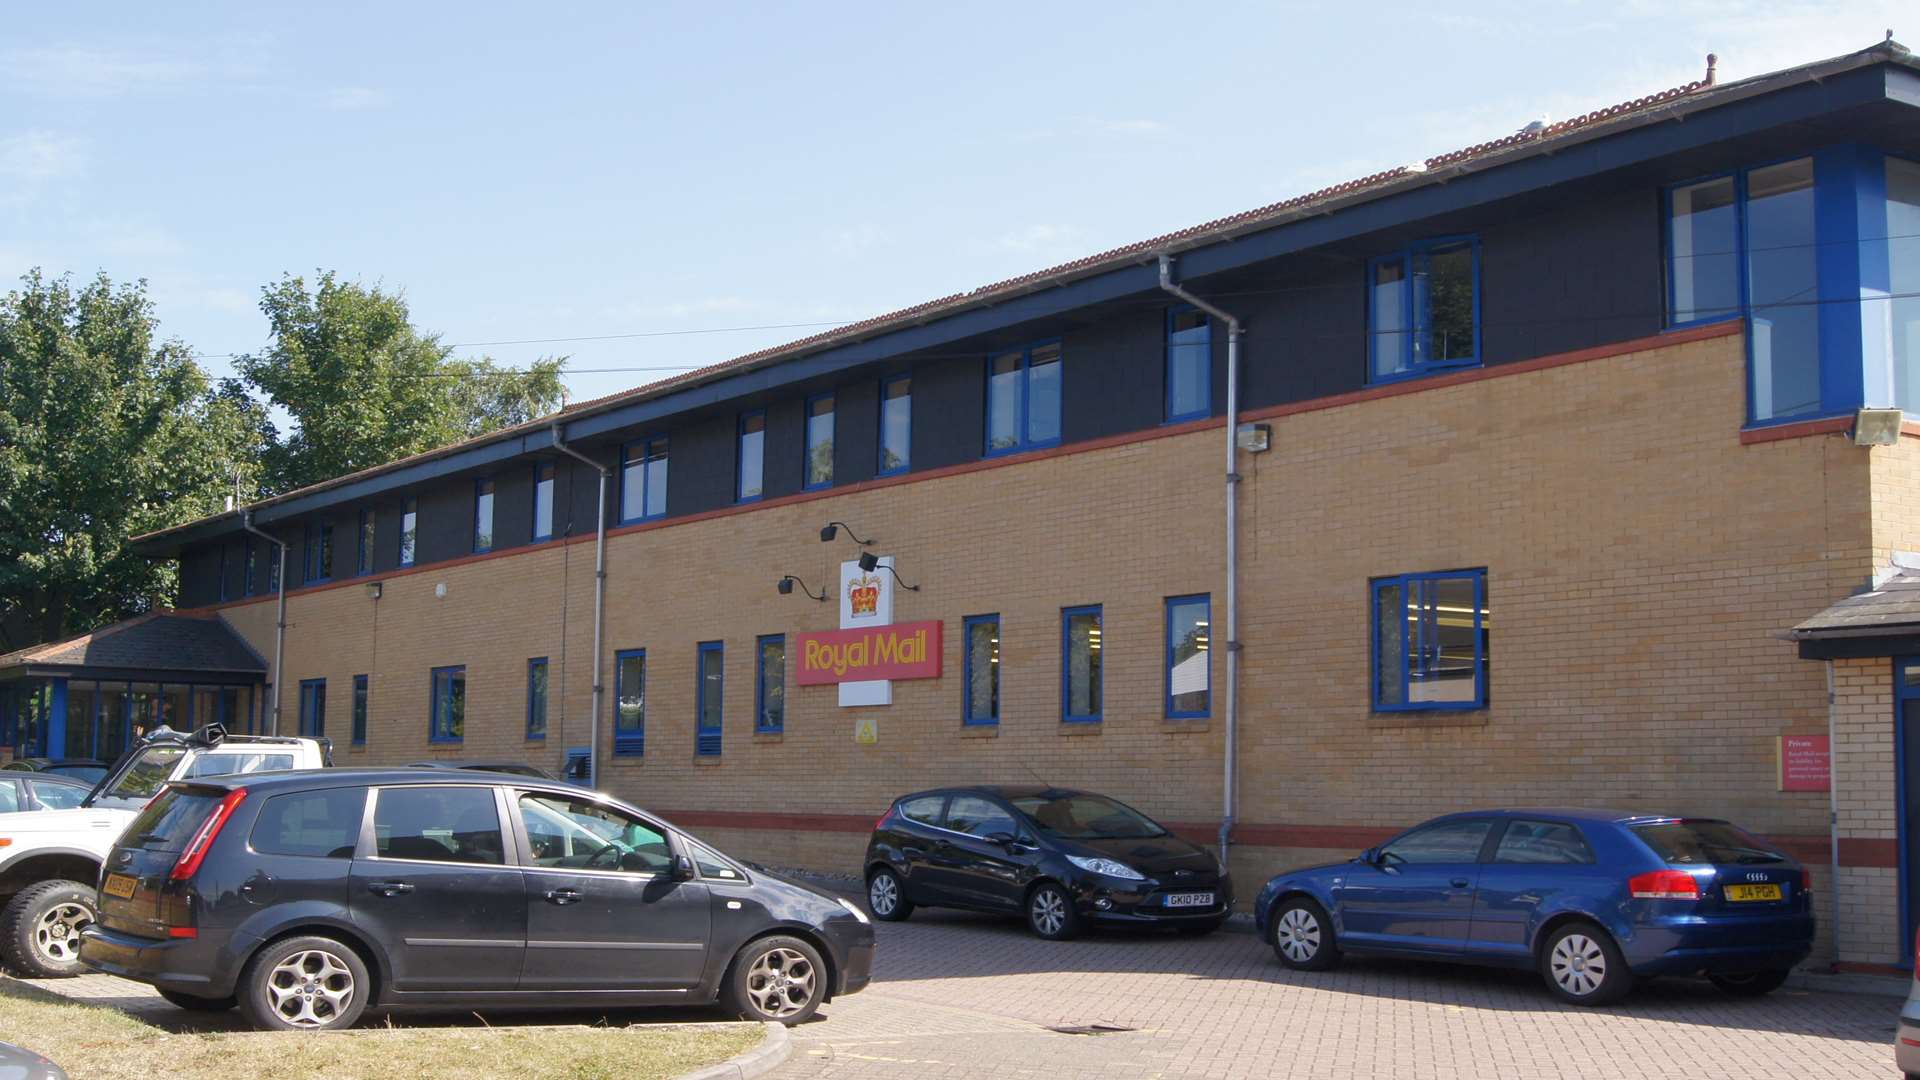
[1047,1023,1136,1036]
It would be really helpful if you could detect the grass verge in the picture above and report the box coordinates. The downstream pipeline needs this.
[0,980,762,1080]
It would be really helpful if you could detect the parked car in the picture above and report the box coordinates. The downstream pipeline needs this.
[79,768,873,1031]
[0,724,331,977]
[1898,928,1920,1079]
[864,786,1228,939]
[2,759,110,785]
[1253,809,1814,1005]
[0,773,92,814]
[0,1041,65,1079]
[404,760,558,780]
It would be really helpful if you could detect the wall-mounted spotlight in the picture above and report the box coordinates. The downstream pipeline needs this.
[1852,407,1903,447]
[857,551,921,592]
[777,575,829,601]
[366,581,383,600]
[820,521,874,546]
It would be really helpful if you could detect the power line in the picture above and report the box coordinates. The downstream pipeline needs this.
[188,318,854,360]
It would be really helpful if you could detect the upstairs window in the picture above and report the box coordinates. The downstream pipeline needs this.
[804,394,835,489]
[1061,605,1103,724]
[217,545,230,602]
[756,634,785,733]
[399,497,417,567]
[1891,157,1920,412]
[430,666,465,743]
[621,436,669,523]
[737,411,766,502]
[533,462,556,542]
[878,376,911,475]
[1166,307,1211,422]
[356,509,375,575]
[473,477,495,553]
[243,538,258,597]
[696,641,724,756]
[986,342,1062,455]
[1372,569,1489,711]
[303,523,333,584]
[267,542,282,592]
[1369,238,1479,383]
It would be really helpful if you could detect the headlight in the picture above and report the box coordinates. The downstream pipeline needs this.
[836,896,871,924]
[1067,855,1145,881]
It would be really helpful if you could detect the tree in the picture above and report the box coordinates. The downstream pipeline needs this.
[0,271,263,649]
[234,273,565,494]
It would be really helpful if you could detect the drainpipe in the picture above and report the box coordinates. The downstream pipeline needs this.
[1825,658,1842,965]
[551,425,610,787]
[1157,254,1244,865]
[240,511,288,736]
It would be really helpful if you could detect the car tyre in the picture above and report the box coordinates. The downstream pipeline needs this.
[865,867,914,922]
[1706,968,1791,997]
[1026,882,1082,940]
[1539,922,1632,1006]
[158,989,238,1012]
[723,935,828,1026]
[1270,897,1340,971]
[2,879,96,978]
[237,935,370,1032]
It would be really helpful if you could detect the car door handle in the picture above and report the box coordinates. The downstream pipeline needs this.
[1450,878,1471,889]
[545,888,583,905]
[902,846,925,859]
[367,881,414,897]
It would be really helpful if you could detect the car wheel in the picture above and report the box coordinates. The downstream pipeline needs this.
[866,867,914,921]
[158,989,238,1012]
[2,880,96,978]
[1539,922,1633,1005]
[1026,882,1082,940]
[1706,968,1791,997]
[723,935,827,1026]
[1270,897,1339,970]
[237,936,370,1031]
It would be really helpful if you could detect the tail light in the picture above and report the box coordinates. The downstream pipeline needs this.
[874,805,894,830]
[170,788,248,882]
[1628,869,1700,900]
[1800,868,1812,894]
[1913,927,1919,980]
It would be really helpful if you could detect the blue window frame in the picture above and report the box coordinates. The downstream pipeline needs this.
[266,541,281,592]
[613,648,646,755]
[737,411,766,502]
[473,477,495,553]
[298,678,325,738]
[303,523,333,584]
[878,376,911,476]
[243,538,257,597]
[1060,605,1102,724]
[620,436,669,523]
[963,614,1000,726]
[1889,156,1920,414]
[526,657,548,740]
[533,462,556,542]
[429,665,465,743]
[356,509,374,576]
[1367,236,1480,384]
[399,497,417,567]
[696,641,724,756]
[755,635,784,734]
[1165,307,1211,423]
[803,394,835,489]
[351,674,368,746]
[985,341,1062,456]
[1371,569,1489,712]
[1165,594,1211,719]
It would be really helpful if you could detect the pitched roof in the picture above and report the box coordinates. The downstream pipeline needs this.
[1788,572,1920,639]
[0,613,268,675]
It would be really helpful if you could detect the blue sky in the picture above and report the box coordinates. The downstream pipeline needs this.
[0,1,1904,405]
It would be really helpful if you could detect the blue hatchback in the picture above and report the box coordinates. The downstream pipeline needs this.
[1252,809,1814,1005]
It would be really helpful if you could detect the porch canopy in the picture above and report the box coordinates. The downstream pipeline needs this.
[1787,572,1920,659]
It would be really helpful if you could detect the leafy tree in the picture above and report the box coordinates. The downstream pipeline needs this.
[0,271,262,649]
[234,273,565,493]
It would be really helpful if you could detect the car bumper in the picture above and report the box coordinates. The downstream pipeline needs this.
[78,925,230,996]
[1071,877,1232,925]
[1897,996,1920,1075]
[822,916,875,998]
[1621,912,1815,976]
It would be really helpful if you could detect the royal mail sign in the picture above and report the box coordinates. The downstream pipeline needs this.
[796,621,943,685]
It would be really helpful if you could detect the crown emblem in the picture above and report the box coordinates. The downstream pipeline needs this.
[848,573,881,616]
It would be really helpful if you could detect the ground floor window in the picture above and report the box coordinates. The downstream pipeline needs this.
[526,658,548,741]
[1165,595,1211,718]
[1372,569,1489,710]
[964,615,1000,725]
[756,635,784,733]
[614,649,646,755]
[429,667,465,743]
[351,675,368,746]
[697,641,723,756]
[299,678,326,738]
[1061,605,1103,724]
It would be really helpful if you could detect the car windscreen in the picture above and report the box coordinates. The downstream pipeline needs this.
[46,765,106,784]
[1009,793,1167,840]
[1632,820,1785,865]
[121,788,226,853]
[179,752,297,779]
[97,746,188,804]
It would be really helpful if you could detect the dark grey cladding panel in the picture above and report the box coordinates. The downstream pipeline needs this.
[489,465,535,551]
[762,398,804,500]
[1063,305,1164,440]
[834,379,879,487]
[911,353,984,471]
[668,413,735,517]
[417,480,475,564]
[1479,186,1662,365]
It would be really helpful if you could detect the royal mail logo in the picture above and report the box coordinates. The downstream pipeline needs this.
[847,573,882,618]
[795,620,944,685]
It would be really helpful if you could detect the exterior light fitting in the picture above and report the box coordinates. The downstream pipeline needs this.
[777,575,828,601]
[1851,407,1903,447]
[820,522,874,546]
[857,552,921,592]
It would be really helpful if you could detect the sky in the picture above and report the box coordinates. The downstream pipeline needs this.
[0,1,1908,406]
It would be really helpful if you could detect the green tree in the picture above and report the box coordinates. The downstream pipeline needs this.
[234,273,565,493]
[0,271,263,649]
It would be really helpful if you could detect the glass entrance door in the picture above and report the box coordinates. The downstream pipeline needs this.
[1897,660,1920,961]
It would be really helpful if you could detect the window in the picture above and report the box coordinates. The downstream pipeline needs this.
[1493,820,1596,865]
[1667,175,1740,326]
[526,657,548,740]
[533,462,556,542]
[1166,307,1211,422]
[985,342,1062,454]
[687,841,744,881]
[1372,569,1489,711]
[398,497,417,567]
[898,794,946,826]
[217,545,229,602]
[963,614,1000,726]
[373,785,503,865]
[303,522,333,583]
[1887,157,1920,413]
[429,666,465,743]
[696,641,723,756]
[351,674,368,746]
[944,795,1020,840]
[267,542,281,592]
[1380,818,1493,865]
[1369,238,1479,382]
[243,538,258,597]
[1631,820,1784,866]
[755,635,784,733]
[298,678,325,738]
[621,437,668,522]
[356,509,374,575]
[1061,605,1103,724]
[804,394,834,489]
[473,477,495,553]
[28,779,84,810]
[251,788,365,858]
[737,411,766,502]
[878,376,911,475]
[1165,594,1211,719]
[614,649,645,755]
[518,791,672,874]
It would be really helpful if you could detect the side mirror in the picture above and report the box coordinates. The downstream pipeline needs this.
[671,854,697,882]
[986,831,1016,846]
[1358,847,1380,865]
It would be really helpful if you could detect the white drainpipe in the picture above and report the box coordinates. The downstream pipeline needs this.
[551,426,611,787]
[240,511,287,735]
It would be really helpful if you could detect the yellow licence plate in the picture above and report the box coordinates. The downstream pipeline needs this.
[102,873,136,899]
[1725,883,1782,902]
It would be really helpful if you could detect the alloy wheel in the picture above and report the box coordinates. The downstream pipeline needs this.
[1031,888,1067,937]
[1275,907,1321,963]
[869,873,898,916]
[745,947,816,1019]
[1548,932,1608,997]
[264,948,357,1028]
[33,902,91,966]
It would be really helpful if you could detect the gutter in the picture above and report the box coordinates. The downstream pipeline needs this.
[1157,255,1244,866]
[239,511,288,735]
[550,425,611,787]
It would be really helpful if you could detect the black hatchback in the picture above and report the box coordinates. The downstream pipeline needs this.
[79,768,873,1030]
[864,786,1229,938]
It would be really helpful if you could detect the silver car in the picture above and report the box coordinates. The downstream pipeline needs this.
[0,1041,66,1079]
[1901,934,1920,1079]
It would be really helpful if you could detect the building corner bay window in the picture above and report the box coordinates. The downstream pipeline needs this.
[430,666,465,742]
[987,343,1062,454]
[623,438,668,522]
[1062,606,1102,723]
[1165,595,1210,718]
[1370,239,1478,383]
[1887,157,1920,414]
[1373,570,1489,710]
[964,615,1000,725]
[614,649,646,755]
[805,395,835,488]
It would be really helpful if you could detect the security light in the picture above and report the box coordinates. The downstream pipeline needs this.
[857,554,922,592]
[1852,407,1903,447]
[777,575,828,601]
[857,551,877,573]
[820,522,874,546]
